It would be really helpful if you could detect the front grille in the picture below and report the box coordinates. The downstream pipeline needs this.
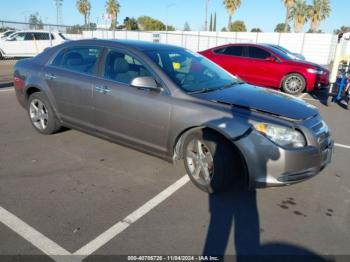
[278,170,315,182]
[311,120,331,151]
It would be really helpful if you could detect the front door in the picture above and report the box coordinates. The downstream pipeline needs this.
[93,48,171,154]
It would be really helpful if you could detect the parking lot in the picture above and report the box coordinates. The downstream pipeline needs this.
[0,60,350,262]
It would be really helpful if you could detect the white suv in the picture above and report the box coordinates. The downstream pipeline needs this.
[0,30,67,58]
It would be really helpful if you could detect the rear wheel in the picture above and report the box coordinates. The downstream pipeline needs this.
[27,92,61,135]
[282,73,306,95]
[183,130,242,194]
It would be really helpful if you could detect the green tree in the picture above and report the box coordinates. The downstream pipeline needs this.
[275,23,291,32]
[209,13,213,31]
[184,21,191,31]
[105,0,120,30]
[137,16,166,31]
[251,28,262,32]
[28,13,43,29]
[290,0,309,33]
[334,26,350,34]
[124,17,138,30]
[307,0,331,33]
[76,0,91,26]
[213,12,217,32]
[67,24,83,34]
[282,0,295,32]
[167,25,176,31]
[223,0,241,30]
[229,20,246,32]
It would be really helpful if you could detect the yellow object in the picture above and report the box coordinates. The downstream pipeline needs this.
[254,123,267,133]
[172,62,181,70]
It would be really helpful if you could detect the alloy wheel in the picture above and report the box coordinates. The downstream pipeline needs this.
[185,139,214,189]
[29,99,49,130]
[285,75,303,94]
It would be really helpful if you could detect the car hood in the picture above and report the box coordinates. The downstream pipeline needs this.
[287,60,328,71]
[193,84,318,121]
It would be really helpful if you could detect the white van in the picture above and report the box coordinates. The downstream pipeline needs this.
[0,30,67,58]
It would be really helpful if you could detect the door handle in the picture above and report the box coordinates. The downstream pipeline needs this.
[95,86,110,94]
[44,73,56,81]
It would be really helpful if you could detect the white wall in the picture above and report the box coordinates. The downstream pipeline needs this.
[75,30,348,65]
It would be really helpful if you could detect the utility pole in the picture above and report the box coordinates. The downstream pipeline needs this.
[53,0,63,25]
[166,3,175,32]
[204,0,210,31]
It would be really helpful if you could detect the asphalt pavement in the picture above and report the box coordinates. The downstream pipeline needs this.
[0,85,349,262]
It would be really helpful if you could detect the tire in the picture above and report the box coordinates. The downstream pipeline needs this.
[182,129,242,194]
[282,73,306,95]
[27,92,61,135]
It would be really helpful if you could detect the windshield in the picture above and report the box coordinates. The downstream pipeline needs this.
[145,49,241,93]
[268,45,296,60]
[4,31,15,37]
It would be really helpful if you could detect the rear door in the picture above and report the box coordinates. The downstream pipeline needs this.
[93,48,171,154]
[43,46,102,130]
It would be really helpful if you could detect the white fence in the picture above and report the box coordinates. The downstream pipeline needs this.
[78,30,348,66]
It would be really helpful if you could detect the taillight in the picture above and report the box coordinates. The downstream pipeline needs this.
[13,75,25,90]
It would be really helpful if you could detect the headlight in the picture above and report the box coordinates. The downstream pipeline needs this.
[307,68,324,75]
[253,123,306,148]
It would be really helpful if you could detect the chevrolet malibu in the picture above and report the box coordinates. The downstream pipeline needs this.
[14,39,333,193]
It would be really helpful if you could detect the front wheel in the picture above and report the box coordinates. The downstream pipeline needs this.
[282,73,306,95]
[183,130,240,194]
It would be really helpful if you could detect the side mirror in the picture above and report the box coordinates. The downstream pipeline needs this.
[266,56,276,62]
[131,76,161,91]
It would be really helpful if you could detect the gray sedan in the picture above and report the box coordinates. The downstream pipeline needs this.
[13,39,333,193]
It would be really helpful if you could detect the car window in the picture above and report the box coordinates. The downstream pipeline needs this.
[248,47,271,60]
[33,33,53,40]
[223,46,244,57]
[24,33,34,41]
[11,33,25,41]
[52,47,101,75]
[103,49,152,85]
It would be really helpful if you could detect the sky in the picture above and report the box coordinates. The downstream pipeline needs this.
[0,0,349,33]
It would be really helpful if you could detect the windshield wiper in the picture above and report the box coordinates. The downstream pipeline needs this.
[187,88,218,94]
[187,81,243,95]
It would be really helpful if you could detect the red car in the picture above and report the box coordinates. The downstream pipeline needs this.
[199,43,329,95]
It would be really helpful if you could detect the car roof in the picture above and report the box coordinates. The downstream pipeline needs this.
[209,42,272,50]
[63,39,184,52]
[12,30,60,33]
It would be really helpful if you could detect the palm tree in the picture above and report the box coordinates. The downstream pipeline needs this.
[223,0,241,30]
[282,0,295,32]
[290,0,308,33]
[76,0,91,26]
[307,0,331,33]
[106,0,120,30]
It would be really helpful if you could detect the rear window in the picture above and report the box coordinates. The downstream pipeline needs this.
[51,46,101,75]
[33,33,55,40]
[214,46,244,57]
